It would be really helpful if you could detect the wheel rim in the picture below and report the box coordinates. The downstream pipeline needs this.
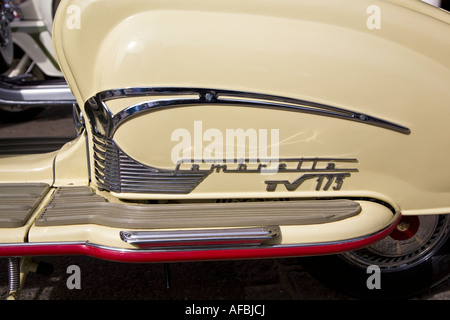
[341,214,450,272]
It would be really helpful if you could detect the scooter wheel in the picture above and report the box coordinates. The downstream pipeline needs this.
[300,214,450,299]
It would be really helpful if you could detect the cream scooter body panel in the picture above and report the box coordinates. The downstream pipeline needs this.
[52,0,450,216]
[2,2,450,300]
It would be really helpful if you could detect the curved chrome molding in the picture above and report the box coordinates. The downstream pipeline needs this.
[120,226,280,248]
[85,87,411,138]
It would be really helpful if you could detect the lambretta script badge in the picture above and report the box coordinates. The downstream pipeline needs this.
[175,158,358,192]
[171,121,358,192]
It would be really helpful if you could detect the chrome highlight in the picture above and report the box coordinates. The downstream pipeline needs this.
[92,134,211,194]
[0,80,76,109]
[85,87,411,138]
[72,103,85,136]
[7,257,20,295]
[119,226,280,248]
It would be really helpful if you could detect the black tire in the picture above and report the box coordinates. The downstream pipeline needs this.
[300,214,450,299]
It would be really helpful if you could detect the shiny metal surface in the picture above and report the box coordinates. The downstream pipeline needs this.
[119,226,280,248]
[92,133,211,194]
[87,87,411,138]
[0,80,76,109]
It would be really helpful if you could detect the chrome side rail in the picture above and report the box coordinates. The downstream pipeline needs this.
[0,80,76,108]
[120,226,280,248]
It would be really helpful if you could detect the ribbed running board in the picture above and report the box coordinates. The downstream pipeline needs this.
[35,186,361,229]
[0,183,50,228]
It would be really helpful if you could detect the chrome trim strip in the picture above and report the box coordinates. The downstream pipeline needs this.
[85,87,411,137]
[0,239,357,254]
[0,80,76,108]
[119,226,280,248]
[0,213,400,255]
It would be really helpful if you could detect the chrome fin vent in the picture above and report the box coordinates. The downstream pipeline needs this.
[92,133,211,194]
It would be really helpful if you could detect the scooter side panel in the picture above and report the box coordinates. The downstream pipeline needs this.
[52,0,450,215]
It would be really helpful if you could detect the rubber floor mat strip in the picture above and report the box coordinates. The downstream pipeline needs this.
[36,186,361,229]
[0,183,50,228]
